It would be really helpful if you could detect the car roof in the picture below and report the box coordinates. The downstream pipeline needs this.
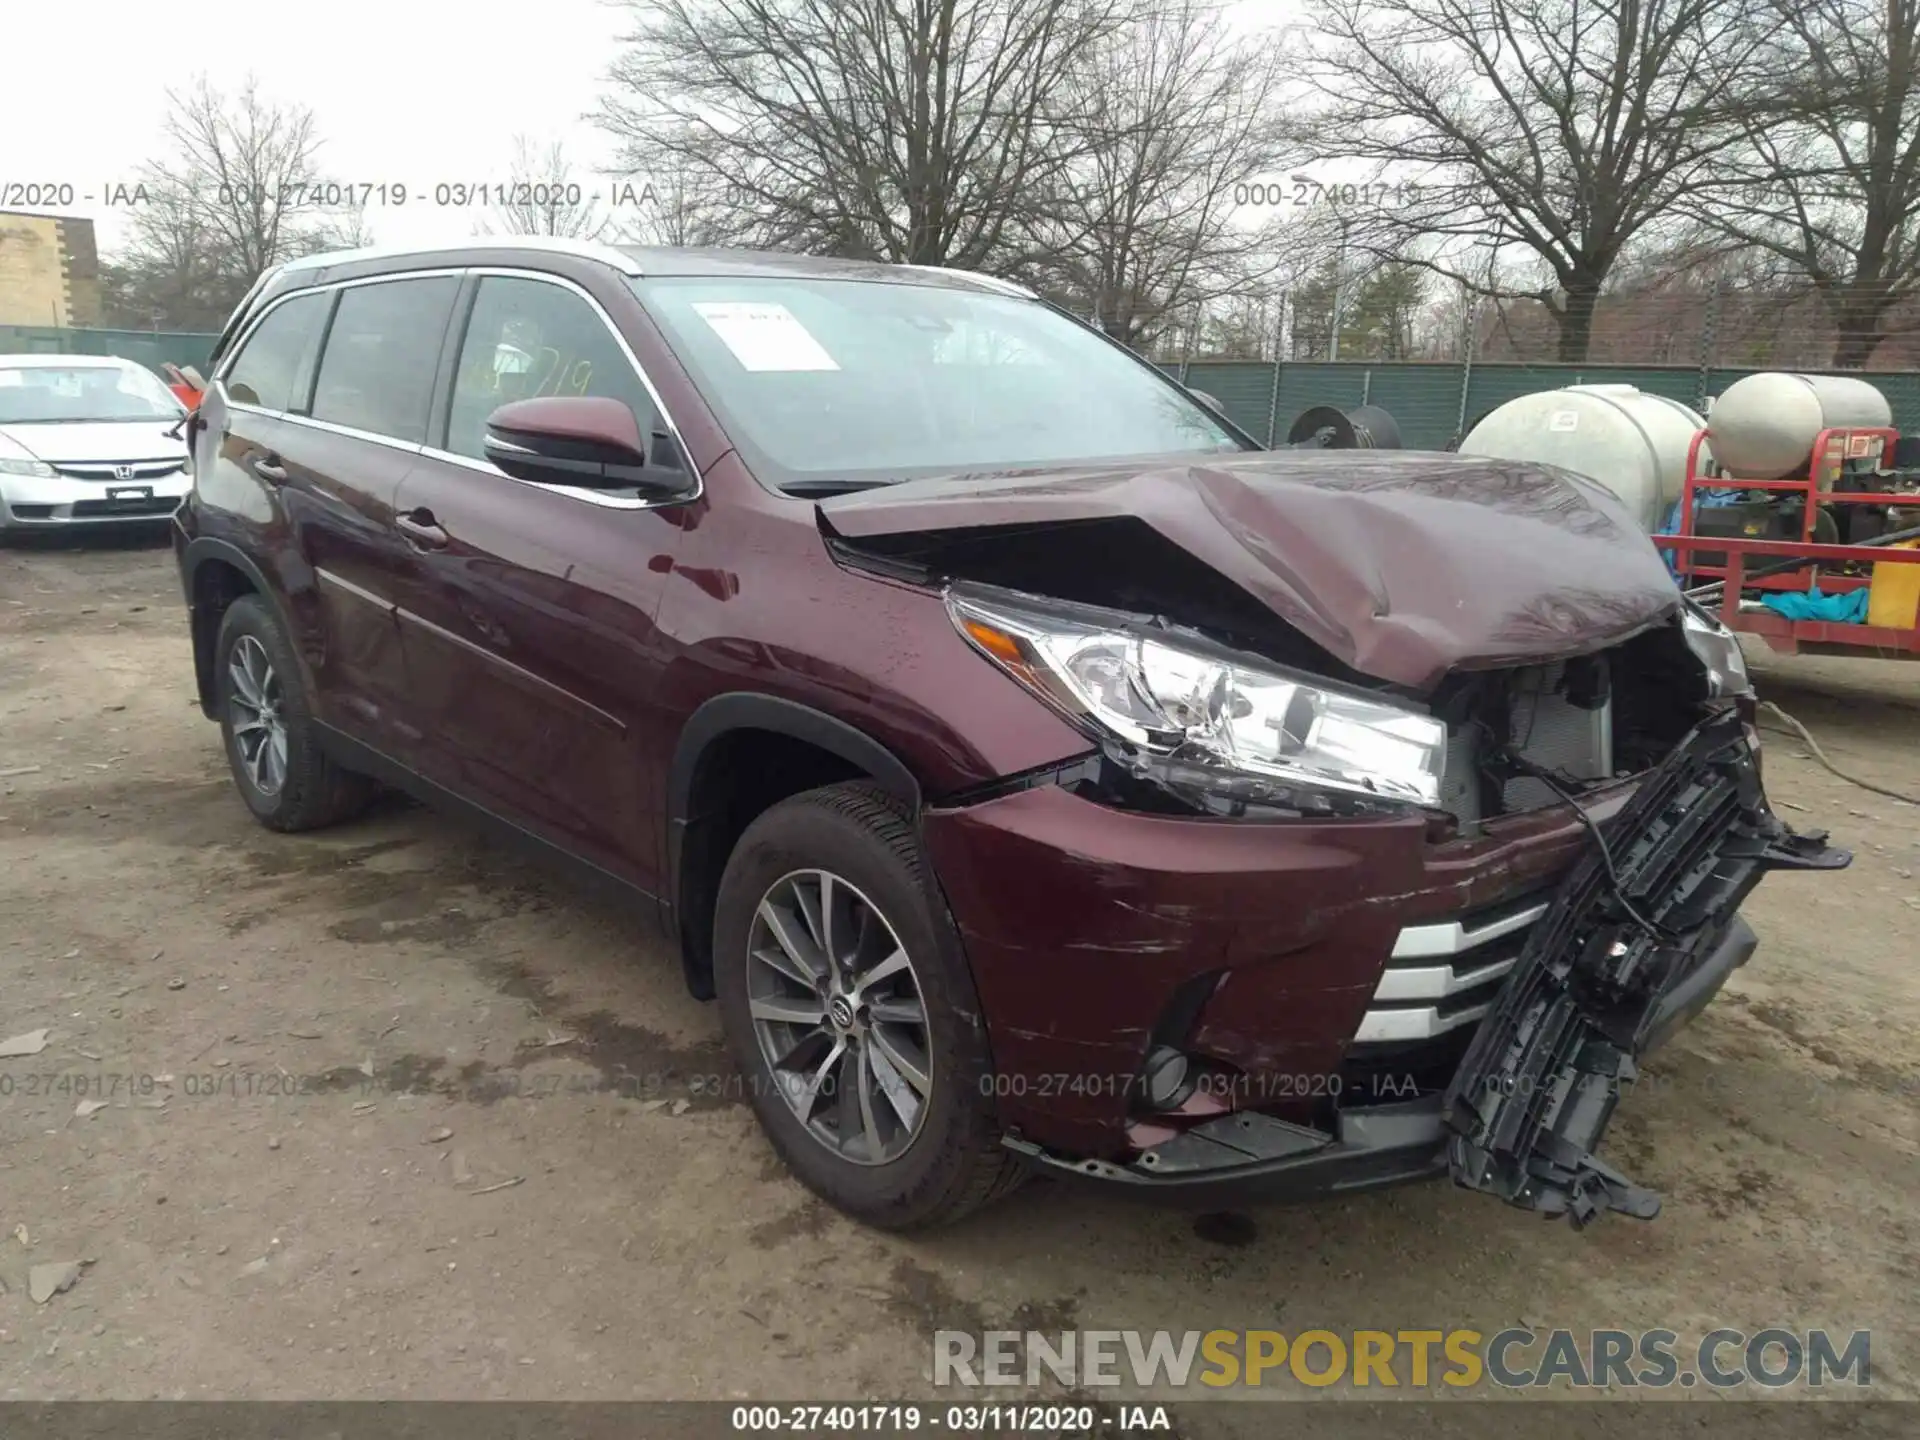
[0,354,140,369]
[270,236,1036,297]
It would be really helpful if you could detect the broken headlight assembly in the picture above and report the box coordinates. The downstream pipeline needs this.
[948,585,1447,814]
[1679,600,1753,698]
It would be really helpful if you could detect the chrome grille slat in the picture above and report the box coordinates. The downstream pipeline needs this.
[1354,894,1551,1045]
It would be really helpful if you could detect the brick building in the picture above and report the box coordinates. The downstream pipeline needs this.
[0,211,102,328]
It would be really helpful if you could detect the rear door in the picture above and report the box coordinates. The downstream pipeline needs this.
[386,269,690,889]
[199,286,415,748]
[279,273,462,754]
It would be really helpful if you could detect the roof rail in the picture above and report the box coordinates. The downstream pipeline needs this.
[276,235,646,277]
[894,264,1037,298]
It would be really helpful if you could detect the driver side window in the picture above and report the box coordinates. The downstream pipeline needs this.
[445,276,666,464]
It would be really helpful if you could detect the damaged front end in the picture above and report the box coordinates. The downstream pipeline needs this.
[1442,708,1848,1226]
[819,456,1851,1227]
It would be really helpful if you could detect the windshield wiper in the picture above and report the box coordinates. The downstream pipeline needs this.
[780,477,903,497]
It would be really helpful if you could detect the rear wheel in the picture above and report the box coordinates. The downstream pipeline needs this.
[214,595,376,831]
[712,782,1024,1229]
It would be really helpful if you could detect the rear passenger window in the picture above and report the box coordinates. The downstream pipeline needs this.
[223,292,329,412]
[444,276,667,463]
[310,276,460,444]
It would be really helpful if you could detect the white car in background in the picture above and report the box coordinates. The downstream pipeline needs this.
[0,354,191,535]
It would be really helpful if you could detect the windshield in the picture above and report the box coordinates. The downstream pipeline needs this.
[0,363,186,425]
[631,276,1246,489]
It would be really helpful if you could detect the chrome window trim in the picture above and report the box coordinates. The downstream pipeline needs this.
[222,401,426,459]
[415,444,696,512]
[212,264,700,512]
[430,266,702,512]
[212,267,469,394]
[893,263,1037,298]
[275,236,647,279]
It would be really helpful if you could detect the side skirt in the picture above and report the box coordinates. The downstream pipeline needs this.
[314,722,675,943]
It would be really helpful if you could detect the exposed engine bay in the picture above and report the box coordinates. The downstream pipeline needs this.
[827,506,1710,832]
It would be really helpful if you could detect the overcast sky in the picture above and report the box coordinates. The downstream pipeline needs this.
[5,0,633,252]
[6,0,1306,258]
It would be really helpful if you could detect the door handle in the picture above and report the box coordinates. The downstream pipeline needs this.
[396,508,450,550]
[250,454,287,482]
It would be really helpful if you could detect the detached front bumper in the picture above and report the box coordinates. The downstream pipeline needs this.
[1002,912,1757,1210]
[928,710,1846,1224]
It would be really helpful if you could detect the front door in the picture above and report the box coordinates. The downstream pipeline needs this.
[388,272,689,890]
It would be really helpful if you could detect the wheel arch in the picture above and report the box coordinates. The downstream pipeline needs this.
[182,537,296,719]
[667,694,923,999]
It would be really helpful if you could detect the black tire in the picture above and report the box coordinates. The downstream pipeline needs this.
[213,594,376,832]
[713,782,1025,1230]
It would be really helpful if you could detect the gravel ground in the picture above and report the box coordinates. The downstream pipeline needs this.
[1,536,1917,1419]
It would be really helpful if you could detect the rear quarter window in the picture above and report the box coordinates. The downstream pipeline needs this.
[223,292,331,412]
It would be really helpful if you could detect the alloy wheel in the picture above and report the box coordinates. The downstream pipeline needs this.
[227,633,289,796]
[746,868,933,1166]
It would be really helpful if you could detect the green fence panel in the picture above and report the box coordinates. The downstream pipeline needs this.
[0,326,221,378]
[1178,360,1286,441]
[1349,365,1466,449]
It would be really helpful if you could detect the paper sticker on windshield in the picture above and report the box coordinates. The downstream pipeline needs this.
[692,302,839,372]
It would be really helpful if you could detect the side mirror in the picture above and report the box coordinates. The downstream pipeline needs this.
[483,396,686,496]
[1190,389,1227,416]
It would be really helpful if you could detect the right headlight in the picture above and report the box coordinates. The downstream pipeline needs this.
[948,585,1447,813]
[0,456,56,478]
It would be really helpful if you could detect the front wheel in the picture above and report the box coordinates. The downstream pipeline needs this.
[712,783,1025,1229]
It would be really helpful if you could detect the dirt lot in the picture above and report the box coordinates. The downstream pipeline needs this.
[1,536,1917,1413]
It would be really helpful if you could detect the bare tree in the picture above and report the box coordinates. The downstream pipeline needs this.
[1024,0,1293,351]
[1696,0,1920,367]
[613,126,750,248]
[593,0,1137,268]
[1293,0,1770,362]
[480,136,617,241]
[106,77,358,329]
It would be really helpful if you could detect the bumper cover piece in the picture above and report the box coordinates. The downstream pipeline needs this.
[1442,709,1850,1228]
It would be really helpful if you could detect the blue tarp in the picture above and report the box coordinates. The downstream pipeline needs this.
[1759,588,1870,623]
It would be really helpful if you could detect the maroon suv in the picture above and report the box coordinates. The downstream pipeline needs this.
[173,239,1846,1230]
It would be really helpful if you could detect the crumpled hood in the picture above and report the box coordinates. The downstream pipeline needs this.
[819,449,1683,691]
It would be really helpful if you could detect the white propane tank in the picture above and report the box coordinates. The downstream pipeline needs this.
[1705,373,1892,478]
[1458,384,1707,531]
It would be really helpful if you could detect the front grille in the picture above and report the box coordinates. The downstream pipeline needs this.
[1341,887,1551,1100]
[51,460,184,482]
[1351,888,1551,1047]
[1439,712,1822,1225]
[69,497,181,517]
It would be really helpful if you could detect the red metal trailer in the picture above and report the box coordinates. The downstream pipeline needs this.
[1655,424,1920,659]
